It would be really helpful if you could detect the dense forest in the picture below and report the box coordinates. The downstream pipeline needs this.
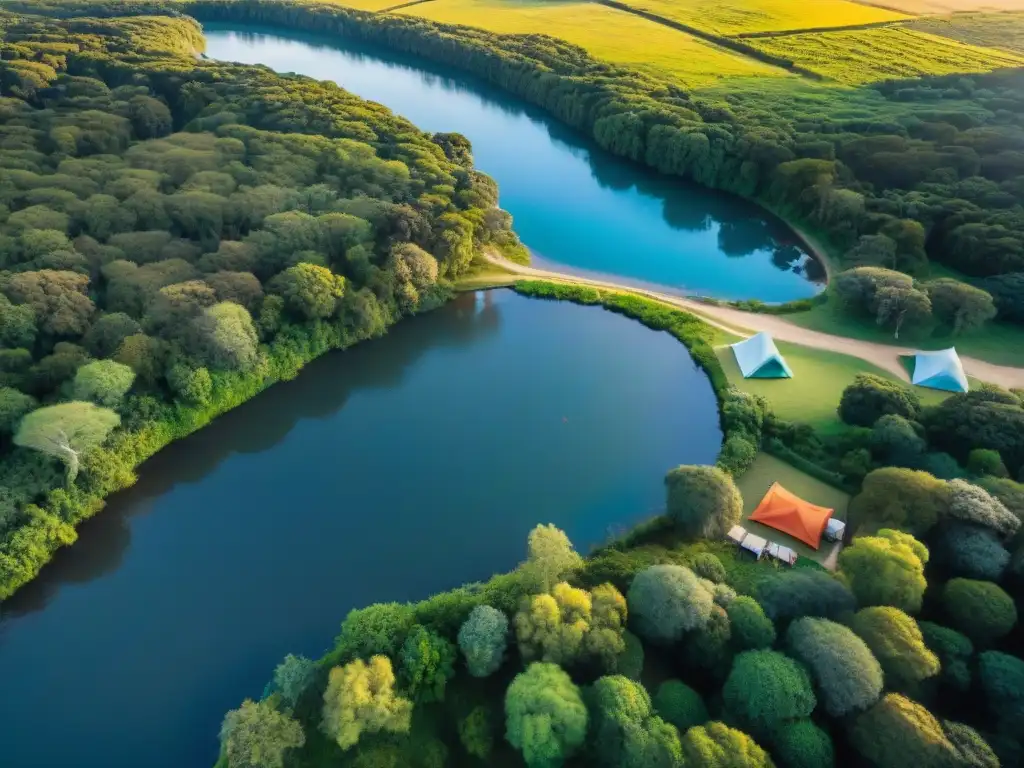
[0,7,522,598]
[13,0,1024,327]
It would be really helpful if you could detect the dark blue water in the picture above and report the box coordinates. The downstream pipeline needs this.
[0,291,722,766]
[204,25,825,302]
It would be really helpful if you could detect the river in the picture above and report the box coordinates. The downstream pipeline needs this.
[203,25,825,303]
[0,291,721,766]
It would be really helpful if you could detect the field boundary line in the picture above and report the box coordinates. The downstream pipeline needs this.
[380,0,437,12]
[590,0,827,79]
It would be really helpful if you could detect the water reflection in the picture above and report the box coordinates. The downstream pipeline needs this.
[1,293,500,620]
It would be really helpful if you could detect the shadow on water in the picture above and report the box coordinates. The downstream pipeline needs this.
[1,292,500,620]
[211,25,825,286]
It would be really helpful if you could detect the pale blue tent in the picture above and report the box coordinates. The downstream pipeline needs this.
[911,348,968,393]
[730,332,793,379]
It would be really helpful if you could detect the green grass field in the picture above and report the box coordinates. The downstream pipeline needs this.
[396,0,791,84]
[735,452,850,565]
[746,25,1024,83]
[909,11,1024,53]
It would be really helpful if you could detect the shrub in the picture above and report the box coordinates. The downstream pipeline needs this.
[849,467,950,536]
[849,694,956,768]
[935,523,1010,581]
[839,373,921,427]
[680,722,773,768]
[870,414,926,467]
[458,706,493,761]
[722,650,816,731]
[947,479,1020,538]
[398,625,456,703]
[718,435,758,476]
[838,528,928,613]
[757,569,856,623]
[505,663,587,768]
[942,722,999,768]
[771,720,834,768]
[942,579,1017,643]
[977,651,1024,732]
[654,680,709,733]
[219,699,304,768]
[786,617,883,717]
[457,604,508,678]
[321,656,412,751]
[968,449,1009,478]
[692,553,727,583]
[919,622,973,694]
[627,564,714,645]
[727,596,776,651]
[587,675,683,768]
[848,607,940,692]
[272,654,315,709]
[664,465,743,540]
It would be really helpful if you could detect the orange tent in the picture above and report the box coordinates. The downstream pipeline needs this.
[748,483,834,549]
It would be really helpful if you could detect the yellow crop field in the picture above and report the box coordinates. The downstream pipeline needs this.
[394,0,791,84]
[909,12,1024,53]
[853,0,1024,13]
[611,0,907,35]
[746,26,1024,83]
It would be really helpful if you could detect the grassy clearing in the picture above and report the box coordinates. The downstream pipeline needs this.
[395,0,792,84]
[736,452,850,564]
[714,334,947,433]
[613,0,906,35]
[853,0,1024,12]
[787,300,1024,368]
[746,26,1024,83]
[908,11,1024,53]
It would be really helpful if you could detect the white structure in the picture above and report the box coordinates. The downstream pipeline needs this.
[730,333,793,379]
[911,348,969,393]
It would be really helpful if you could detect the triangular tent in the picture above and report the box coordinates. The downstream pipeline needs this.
[748,483,834,549]
[730,333,793,379]
[911,348,968,393]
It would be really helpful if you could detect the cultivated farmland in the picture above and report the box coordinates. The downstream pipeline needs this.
[395,0,792,84]
[853,0,1024,12]
[746,25,1024,83]
[909,11,1024,53]
[610,0,907,35]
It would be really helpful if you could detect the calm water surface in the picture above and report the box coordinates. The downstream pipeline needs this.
[0,292,721,766]
[204,25,825,302]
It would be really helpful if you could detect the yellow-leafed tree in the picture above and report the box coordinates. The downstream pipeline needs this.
[321,655,412,750]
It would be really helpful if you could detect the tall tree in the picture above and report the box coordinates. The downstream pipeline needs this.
[14,401,120,482]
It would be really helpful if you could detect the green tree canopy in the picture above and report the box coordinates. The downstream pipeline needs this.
[942,578,1017,644]
[70,359,136,407]
[219,699,304,768]
[627,564,714,645]
[786,617,883,717]
[839,372,921,427]
[947,479,1020,537]
[849,694,957,768]
[925,278,997,335]
[3,269,94,337]
[14,401,120,482]
[587,675,683,768]
[269,262,346,320]
[523,523,583,592]
[723,650,816,732]
[321,655,412,751]
[505,662,587,768]
[771,720,834,768]
[272,653,315,709]
[187,302,259,371]
[398,624,456,703]
[0,387,36,435]
[848,607,940,693]
[664,465,743,539]
[726,596,776,651]
[757,569,855,623]
[457,604,508,678]
[680,721,773,768]
[849,467,950,536]
[919,621,973,694]
[654,680,708,733]
[838,528,928,613]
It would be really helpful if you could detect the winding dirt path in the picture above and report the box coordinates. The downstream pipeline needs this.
[486,253,1024,389]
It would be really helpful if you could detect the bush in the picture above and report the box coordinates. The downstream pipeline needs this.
[692,553,727,583]
[654,680,709,733]
[722,650,816,731]
[848,607,940,692]
[458,706,493,761]
[850,694,956,768]
[587,675,682,768]
[968,449,1010,478]
[849,467,950,536]
[727,596,776,651]
[947,479,1020,538]
[718,436,758,476]
[757,569,856,623]
[680,722,773,768]
[786,617,883,717]
[918,622,973,694]
[942,722,999,768]
[665,465,743,540]
[839,373,921,427]
[870,414,926,467]
[942,579,1017,643]
[505,663,587,768]
[837,528,928,613]
[627,564,714,645]
[977,651,1024,733]
[457,605,508,678]
[771,720,834,768]
[935,523,1010,581]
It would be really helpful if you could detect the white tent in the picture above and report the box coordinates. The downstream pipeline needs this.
[730,332,793,379]
[911,348,968,393]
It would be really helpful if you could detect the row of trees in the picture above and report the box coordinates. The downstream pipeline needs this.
[0,8,521,598]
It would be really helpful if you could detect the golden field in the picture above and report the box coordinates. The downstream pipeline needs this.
[853,0,1024,12]
[612,0,907,35]
[395,0,792,84]
[746,25,1024,83]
